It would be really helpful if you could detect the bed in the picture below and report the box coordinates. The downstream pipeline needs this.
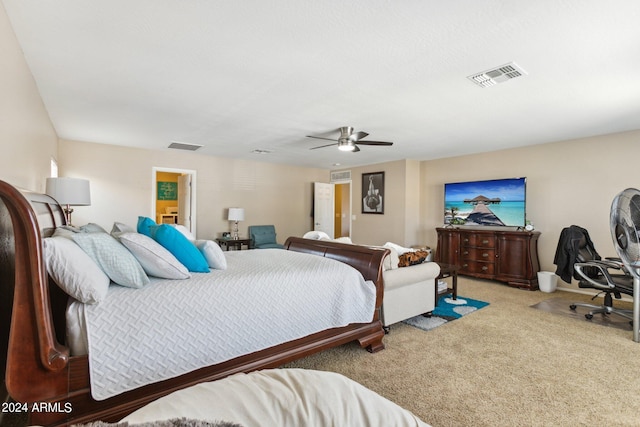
[0,180,389,426]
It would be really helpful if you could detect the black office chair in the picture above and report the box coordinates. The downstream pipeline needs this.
[554,225,634,321]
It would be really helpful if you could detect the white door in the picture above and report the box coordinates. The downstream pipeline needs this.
[177,174,192,232]
[314,182,335,239]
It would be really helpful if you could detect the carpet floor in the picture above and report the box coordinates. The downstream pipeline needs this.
[284,277,640,427]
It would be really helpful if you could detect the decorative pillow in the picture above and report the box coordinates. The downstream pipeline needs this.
[43,236,110,304]
[79,223,108,233]
[170,224,196,242]
[72,233,150,288]
[150,224,210,273]
[137,216,157,237]
[195,239,227,270]
[398,250,431,267]
[111,221,136,237]
[119,232,191,279]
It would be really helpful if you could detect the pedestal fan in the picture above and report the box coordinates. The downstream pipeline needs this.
[610,188,640,342]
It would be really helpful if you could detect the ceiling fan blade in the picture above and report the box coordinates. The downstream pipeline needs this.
[355,140,393,146]
[352,145,361,152]
[309,142,338,150]
[352,131,369,141]
[306,135,338,142]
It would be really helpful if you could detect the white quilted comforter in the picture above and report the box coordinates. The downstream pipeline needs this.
[71,249,376,400]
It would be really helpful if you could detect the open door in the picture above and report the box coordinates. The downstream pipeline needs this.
[314,182,335,239]
[177,174,192,232]
[152,167,197,236]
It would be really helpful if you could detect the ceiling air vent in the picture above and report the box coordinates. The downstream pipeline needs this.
[467,62,527,88]
[168,141,203,151]
[331,170,352,183]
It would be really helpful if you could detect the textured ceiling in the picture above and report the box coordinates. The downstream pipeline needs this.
[4,0,640,169]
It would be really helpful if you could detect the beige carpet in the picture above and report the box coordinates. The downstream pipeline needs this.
[284,277,640,427]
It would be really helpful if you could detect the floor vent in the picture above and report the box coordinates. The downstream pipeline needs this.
[168,141,203,151]
[468,62,527,88]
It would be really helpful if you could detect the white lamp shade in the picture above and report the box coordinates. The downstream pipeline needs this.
[45,177,91,206]
[228,207,245,221]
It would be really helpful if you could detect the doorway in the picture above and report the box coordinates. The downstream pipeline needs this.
[334,182,351,238]
[152,167,197,235]
[313,181,351,239]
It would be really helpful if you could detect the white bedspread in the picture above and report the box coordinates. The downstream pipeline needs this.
[74,249,376,400]
[122,369,430,427]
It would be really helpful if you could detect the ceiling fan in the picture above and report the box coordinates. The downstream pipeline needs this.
[306,126,393,152]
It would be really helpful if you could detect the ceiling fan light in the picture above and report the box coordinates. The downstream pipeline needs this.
[338,142,355,151]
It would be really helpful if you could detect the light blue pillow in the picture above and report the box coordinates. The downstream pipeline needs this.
[72,232,150,288]
[150,224,210,273]
[137,216,156,237]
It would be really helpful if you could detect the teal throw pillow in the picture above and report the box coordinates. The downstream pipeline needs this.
[150,224,210,273]
[137,216,156,237]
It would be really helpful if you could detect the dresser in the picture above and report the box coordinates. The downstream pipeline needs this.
[435,227,540,290]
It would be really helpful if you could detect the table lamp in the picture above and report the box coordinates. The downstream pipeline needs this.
[45,177,91,226]
[228,208,245,240]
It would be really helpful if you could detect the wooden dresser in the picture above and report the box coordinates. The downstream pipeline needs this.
[435,227,541,290]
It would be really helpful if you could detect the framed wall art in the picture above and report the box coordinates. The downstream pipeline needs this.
[362,171,385,214]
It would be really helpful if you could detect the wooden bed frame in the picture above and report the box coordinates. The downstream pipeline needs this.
[0,180,388,426]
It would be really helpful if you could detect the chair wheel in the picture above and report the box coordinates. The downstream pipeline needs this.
[569,305,577,311]
[585,313,593,320]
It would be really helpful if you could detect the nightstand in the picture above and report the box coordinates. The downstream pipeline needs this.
[216,238,252,251]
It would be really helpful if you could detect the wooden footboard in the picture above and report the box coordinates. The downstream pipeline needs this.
[0,180,388,426]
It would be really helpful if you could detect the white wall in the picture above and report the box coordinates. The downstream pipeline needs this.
[59,139,328,242]
[0,3,57,190]
[420,130,640,290]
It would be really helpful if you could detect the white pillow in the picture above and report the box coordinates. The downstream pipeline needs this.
[381,245,400,270]
[195,239,227,270]
[170,224,196,242]
[118,232,191,279]
[111,221,136,237]
[72,233,150,288]
[303,230,330,240]
[43,236,110,304]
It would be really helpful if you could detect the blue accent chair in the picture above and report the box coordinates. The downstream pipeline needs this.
[249,225,284,249]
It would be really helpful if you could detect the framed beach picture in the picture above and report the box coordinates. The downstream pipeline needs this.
[362,172,385,214]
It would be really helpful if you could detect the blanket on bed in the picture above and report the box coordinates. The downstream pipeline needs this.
[81,250,376,400]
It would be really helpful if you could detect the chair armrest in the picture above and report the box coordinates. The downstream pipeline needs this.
[574,261,619,290]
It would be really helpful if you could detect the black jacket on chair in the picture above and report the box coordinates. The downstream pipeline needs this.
[553,225,600,284]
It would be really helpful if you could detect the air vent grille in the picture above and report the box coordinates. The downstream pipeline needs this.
[331,170,352,182]
[468,62,527,88]
[168,141,203,151]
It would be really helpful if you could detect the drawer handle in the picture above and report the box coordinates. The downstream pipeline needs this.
[463,251,469,255]
[463,238,469,243]
[482,266,489,271]
[482,253,489,258]
[463,263,468,268]
[482,240,489,245]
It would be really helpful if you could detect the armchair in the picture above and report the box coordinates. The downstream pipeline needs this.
[249,225,284,249]
[554,225,634,321]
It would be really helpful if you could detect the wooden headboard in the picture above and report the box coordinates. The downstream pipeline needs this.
[0,181,69,404]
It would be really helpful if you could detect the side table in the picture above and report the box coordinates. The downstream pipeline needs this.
[435,262,459,303]
[216,238,252,251]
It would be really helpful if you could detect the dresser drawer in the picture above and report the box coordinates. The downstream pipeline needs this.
[461,247,496,261]
[461,234,496,248]
[460,260,496,275]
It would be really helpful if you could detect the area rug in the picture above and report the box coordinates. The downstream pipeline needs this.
[402,294,490,332]
[531,296,633,331]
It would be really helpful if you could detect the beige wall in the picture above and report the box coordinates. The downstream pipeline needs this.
[0,3,57,190]
[345,159,422,247]
[58,139,327,242]
[421,130,640,290]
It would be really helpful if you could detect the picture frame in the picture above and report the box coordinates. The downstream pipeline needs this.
[362,171,385,214]
[157,181,178,201]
